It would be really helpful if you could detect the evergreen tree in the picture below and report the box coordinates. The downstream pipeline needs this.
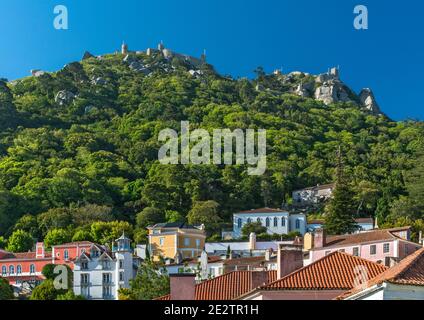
[325,148,357,235]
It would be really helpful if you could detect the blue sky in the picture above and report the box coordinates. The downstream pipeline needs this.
[0,0,423,120]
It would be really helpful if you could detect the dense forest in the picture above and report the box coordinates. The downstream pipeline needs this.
[0,49,423,250]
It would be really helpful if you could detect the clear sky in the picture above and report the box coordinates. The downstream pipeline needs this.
[0,0,423,120]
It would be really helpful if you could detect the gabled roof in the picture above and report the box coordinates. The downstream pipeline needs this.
[156,271,277,300]
[322,227,412,248]
[258,252,387,291]
[236,208,288,214]
[339,247,424,299]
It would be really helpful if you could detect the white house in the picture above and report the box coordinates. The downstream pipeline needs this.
[232,208,307,239]
[73,234,138,300]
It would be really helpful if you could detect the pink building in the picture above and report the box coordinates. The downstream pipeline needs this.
[304,227,422,266]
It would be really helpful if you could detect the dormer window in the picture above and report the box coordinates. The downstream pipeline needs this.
[81,262,88,270]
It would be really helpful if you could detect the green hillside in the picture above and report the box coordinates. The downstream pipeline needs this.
[0,48,423,246]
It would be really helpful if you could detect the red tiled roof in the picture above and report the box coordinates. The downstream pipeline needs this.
[52,241,95,248]
[0,251,52,261]
[155,271,277,300]
[323,227,411,248]
[237,208,286,214]
[260,252,387,291]
[339,247,424,299]
[223,256,271,266]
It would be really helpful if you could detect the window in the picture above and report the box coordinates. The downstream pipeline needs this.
[383,243,390,254]
[102,261,111,270]
[92,250,99,258]
[274,217,278,227]
[370,245,377,255]
[282,218,286,227]
[295,219,301,229]
[103,286,112,299]
[103,273,112,284]
[257,218,262,225]
[237,218,242,229]
[64,249,69,260]
[247,218,252,224]
[266,218,270,227]
[119,260,124,269]
[353,247,359,257]
[30,264,35,274]
[81,274,89,285]
[9,265,15,275]
[159,237,165,246]
[195,239,201,248]
[1,266,6,276]
[184,238,190,246]
[81,262,88,270]
[17,265,22,275]
[119,272,124,282]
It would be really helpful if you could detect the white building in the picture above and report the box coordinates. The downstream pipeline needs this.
[73,234,137,300]
[232,208,307,239]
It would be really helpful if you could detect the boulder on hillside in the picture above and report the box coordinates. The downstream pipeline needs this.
[55,90,76,106]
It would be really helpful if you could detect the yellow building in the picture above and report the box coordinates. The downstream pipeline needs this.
[148,223,206,262]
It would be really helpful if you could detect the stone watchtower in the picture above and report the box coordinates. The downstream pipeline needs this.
[121,42,128,55]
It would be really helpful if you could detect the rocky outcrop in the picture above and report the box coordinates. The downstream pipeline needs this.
[123,55,151,74]
[314,80,352,105]
[30,70,46,77]
[359,88,381,114]
[295,81,314,98]
[82,51,95,60]
[55,90,76,106]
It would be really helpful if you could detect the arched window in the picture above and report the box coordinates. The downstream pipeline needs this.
[30,264,35,274]
[1,266,6,276]
[274,217,278,227]
[247,218,252,224]
[266,218,270,227]
[17,265,22,275]
[9,265,15,275]
[64,249,69,260]
[282,218,286,227]
[257,218,262,225]
[237,218,242,229]
[295,219,301,229]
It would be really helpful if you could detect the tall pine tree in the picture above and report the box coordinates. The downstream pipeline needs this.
[325,147,358,235]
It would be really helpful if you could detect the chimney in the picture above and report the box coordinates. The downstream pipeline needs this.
[35,242,45,259]
[251,271,269,290]
[170,274,196,300]
[419,231,423,247]
[265,249,271,261]
[277,244,304,279]
[249,233,257,251]
[303,232,314,251]
[314,229,326,249]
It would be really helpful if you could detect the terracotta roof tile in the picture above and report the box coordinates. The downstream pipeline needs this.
[323,227,411,248]
[339,247,424,299]
[155,271,277,300]
[261,252,387,291]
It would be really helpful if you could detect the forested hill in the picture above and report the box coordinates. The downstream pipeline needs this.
[0,47,423,242]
